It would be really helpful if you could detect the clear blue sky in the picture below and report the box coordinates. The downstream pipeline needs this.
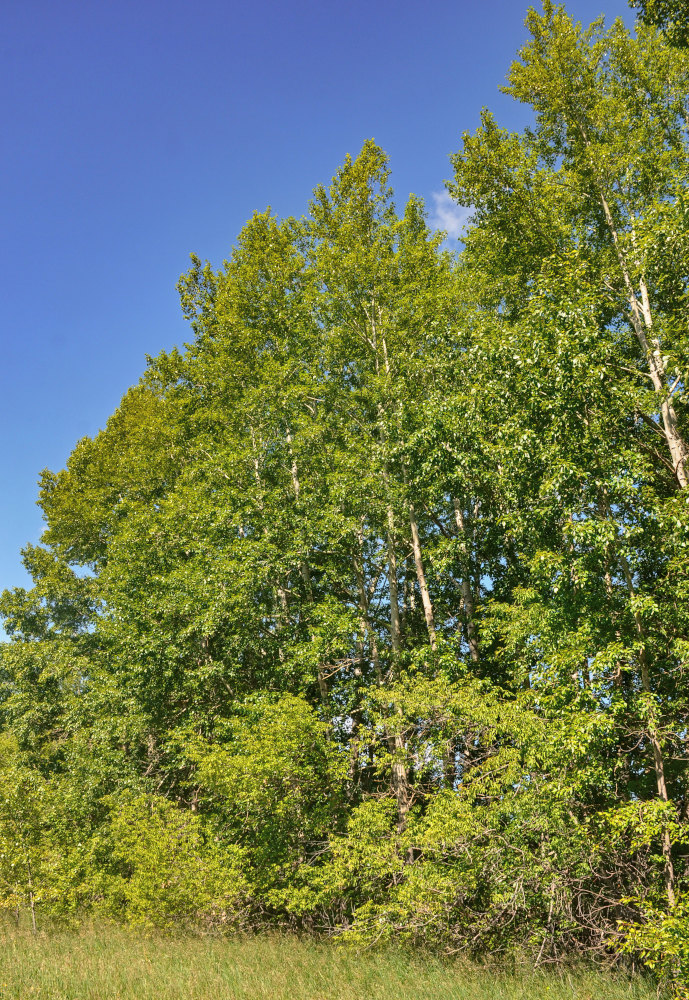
[1,0,633,612]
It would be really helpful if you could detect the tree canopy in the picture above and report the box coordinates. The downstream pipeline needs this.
[630,0,689,46]
[2,4,689,991]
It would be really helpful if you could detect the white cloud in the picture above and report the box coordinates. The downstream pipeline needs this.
[428,190,472,242]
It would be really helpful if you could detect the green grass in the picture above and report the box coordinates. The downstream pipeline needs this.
[0,923,661,1000]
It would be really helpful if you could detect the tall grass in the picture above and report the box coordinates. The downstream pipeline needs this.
[0,922,662,1000]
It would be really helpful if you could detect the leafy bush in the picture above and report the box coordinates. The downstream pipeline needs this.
[105,793,251,930]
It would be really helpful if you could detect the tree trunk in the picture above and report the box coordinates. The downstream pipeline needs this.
[587,160,689,488]
[409,501,437,649]
[572,121,688,487]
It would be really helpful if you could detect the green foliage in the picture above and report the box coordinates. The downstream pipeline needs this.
[194,695,347,901]
[103,793,250,930]
[630,0,689,46]
[620,895,689,998]
[0,735,57,922]
[0,5,688,991]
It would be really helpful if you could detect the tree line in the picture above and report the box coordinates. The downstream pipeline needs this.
[2,2,689,989]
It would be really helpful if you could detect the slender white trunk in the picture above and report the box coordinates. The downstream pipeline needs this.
[592,176,688,487]
[408,501,436,649]
[574,121,688,486]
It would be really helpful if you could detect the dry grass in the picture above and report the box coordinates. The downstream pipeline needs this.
[0,922,662,1000]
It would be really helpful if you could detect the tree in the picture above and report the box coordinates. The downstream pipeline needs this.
[451,3,689,488]
[449,0,689,915]
[630,0,689,46]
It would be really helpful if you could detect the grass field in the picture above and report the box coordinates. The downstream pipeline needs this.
[0,923,662,1000]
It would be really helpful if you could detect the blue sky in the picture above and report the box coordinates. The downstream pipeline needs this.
[1,0,633,613]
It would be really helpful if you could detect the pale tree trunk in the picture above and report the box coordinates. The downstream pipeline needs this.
[408,501,437,649]
[578,131,689,487]
[453,500,480,662]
